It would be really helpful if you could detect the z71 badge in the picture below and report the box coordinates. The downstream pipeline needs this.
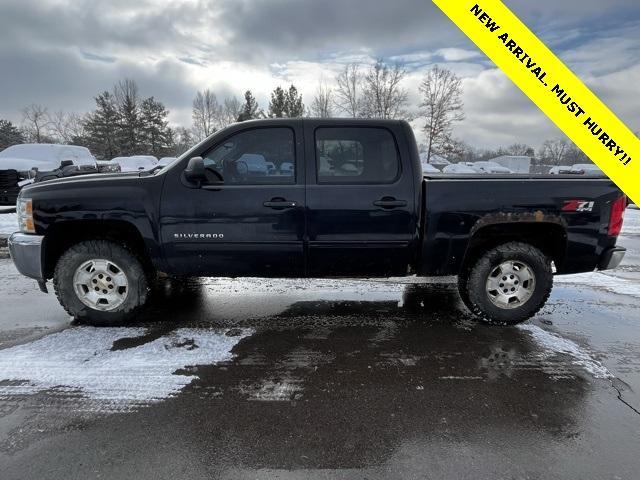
[562,200,595,212]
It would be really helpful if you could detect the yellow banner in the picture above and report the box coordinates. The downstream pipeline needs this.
[433,0,639,205]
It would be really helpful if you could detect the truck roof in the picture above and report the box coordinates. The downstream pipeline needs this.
[230,118,410,128]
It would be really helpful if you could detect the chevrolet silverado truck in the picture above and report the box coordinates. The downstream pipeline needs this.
[8,119,627,326]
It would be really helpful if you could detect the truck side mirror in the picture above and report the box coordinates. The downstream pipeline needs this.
[184,156,206,185]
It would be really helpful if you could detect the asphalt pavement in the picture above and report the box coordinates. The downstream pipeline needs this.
[0,211,639,479]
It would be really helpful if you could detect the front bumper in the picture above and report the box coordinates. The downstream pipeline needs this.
[598,246,626,271]
[8,233,45,283]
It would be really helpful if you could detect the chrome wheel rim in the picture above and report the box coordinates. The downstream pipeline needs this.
[73,259,129,311]
[485,260,535,309]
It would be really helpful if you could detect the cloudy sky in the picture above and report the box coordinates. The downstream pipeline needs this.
[1,0,638,150]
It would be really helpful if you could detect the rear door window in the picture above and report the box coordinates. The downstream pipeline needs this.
[315,127,400,184]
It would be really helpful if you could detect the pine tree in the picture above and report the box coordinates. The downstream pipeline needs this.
[268,87,287,118]
[140,97,173,157]
[0,119,25,150]
[83,92,120,159]
[237,91,261,122]
[284,85,304,117]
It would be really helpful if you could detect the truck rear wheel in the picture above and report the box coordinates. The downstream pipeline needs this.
[460,242,553,325]
[53,240,149,326]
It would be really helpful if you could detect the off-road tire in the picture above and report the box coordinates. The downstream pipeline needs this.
[53,240,149,326]
[460,242,553,325]
[457,266,473,312]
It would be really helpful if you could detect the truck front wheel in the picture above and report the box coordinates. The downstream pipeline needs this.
[460,242,553,325]
[53,240,149,326]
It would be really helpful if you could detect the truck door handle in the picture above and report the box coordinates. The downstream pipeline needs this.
[263,198,297,209]
[373,197,407,209]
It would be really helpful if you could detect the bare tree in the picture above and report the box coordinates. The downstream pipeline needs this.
[361,60,409,119]
[21,104,51,143]
[114,79,141,154]
[539,138,569,166]
[334,63,362,117]
[419,65,465,163]
[113,79,139,109]
[192,89,219,141]
[563,143,590,165]
[173,127,194,155]
[499,143,535,157]
[48,111,85,144]
[220,97,241,128]
[310,81,333,117]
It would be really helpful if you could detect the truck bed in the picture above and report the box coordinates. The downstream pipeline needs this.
[419,175,622,276]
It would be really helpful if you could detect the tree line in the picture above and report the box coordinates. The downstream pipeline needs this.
[0,60,607,165]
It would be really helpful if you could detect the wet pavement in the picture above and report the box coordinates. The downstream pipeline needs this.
[0,211,639,479]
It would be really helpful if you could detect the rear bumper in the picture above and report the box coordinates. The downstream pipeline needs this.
[8,233,45,281]
[598,246,626,271]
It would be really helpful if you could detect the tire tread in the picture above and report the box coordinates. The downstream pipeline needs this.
[462,242,553,325]
[53,240,149,326]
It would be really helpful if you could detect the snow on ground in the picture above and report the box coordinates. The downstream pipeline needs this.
[0,212,17,235]
[518,324,612,379]
[622,208,640,235]
[555,271,640,296]
[0,327,252,411]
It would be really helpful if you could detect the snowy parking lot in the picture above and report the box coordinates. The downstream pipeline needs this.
[0,212,17,235]
[0,210,639,478]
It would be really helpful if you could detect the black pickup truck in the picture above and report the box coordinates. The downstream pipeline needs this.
[8,119,627,326]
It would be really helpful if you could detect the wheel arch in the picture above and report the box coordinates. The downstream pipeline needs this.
[42,220,155,279]
[461,221,567,274]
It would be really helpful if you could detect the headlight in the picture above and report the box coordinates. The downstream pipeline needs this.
[17,198,35,233]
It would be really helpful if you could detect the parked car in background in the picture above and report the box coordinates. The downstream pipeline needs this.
[470,161,514,174]
[443,164,477,174]
[549,166,575,175]
[235,153,270,177]
[280,162,294,176]
[571,163,605,177]
[490,155,532,174]
[0,144,98,206]
[1,144,97,173]
[157,157,178,167]
[96,160,121,173]
[112,155,158,172]
[421,162,441,174]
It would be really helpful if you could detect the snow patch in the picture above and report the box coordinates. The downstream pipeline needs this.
[518,324,611,379]
[0,326,252,411]
[556,272,640,297]
[0,212,17,235]
[621,208,640,235]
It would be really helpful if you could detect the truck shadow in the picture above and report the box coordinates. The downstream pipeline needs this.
[136,278,472,327]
